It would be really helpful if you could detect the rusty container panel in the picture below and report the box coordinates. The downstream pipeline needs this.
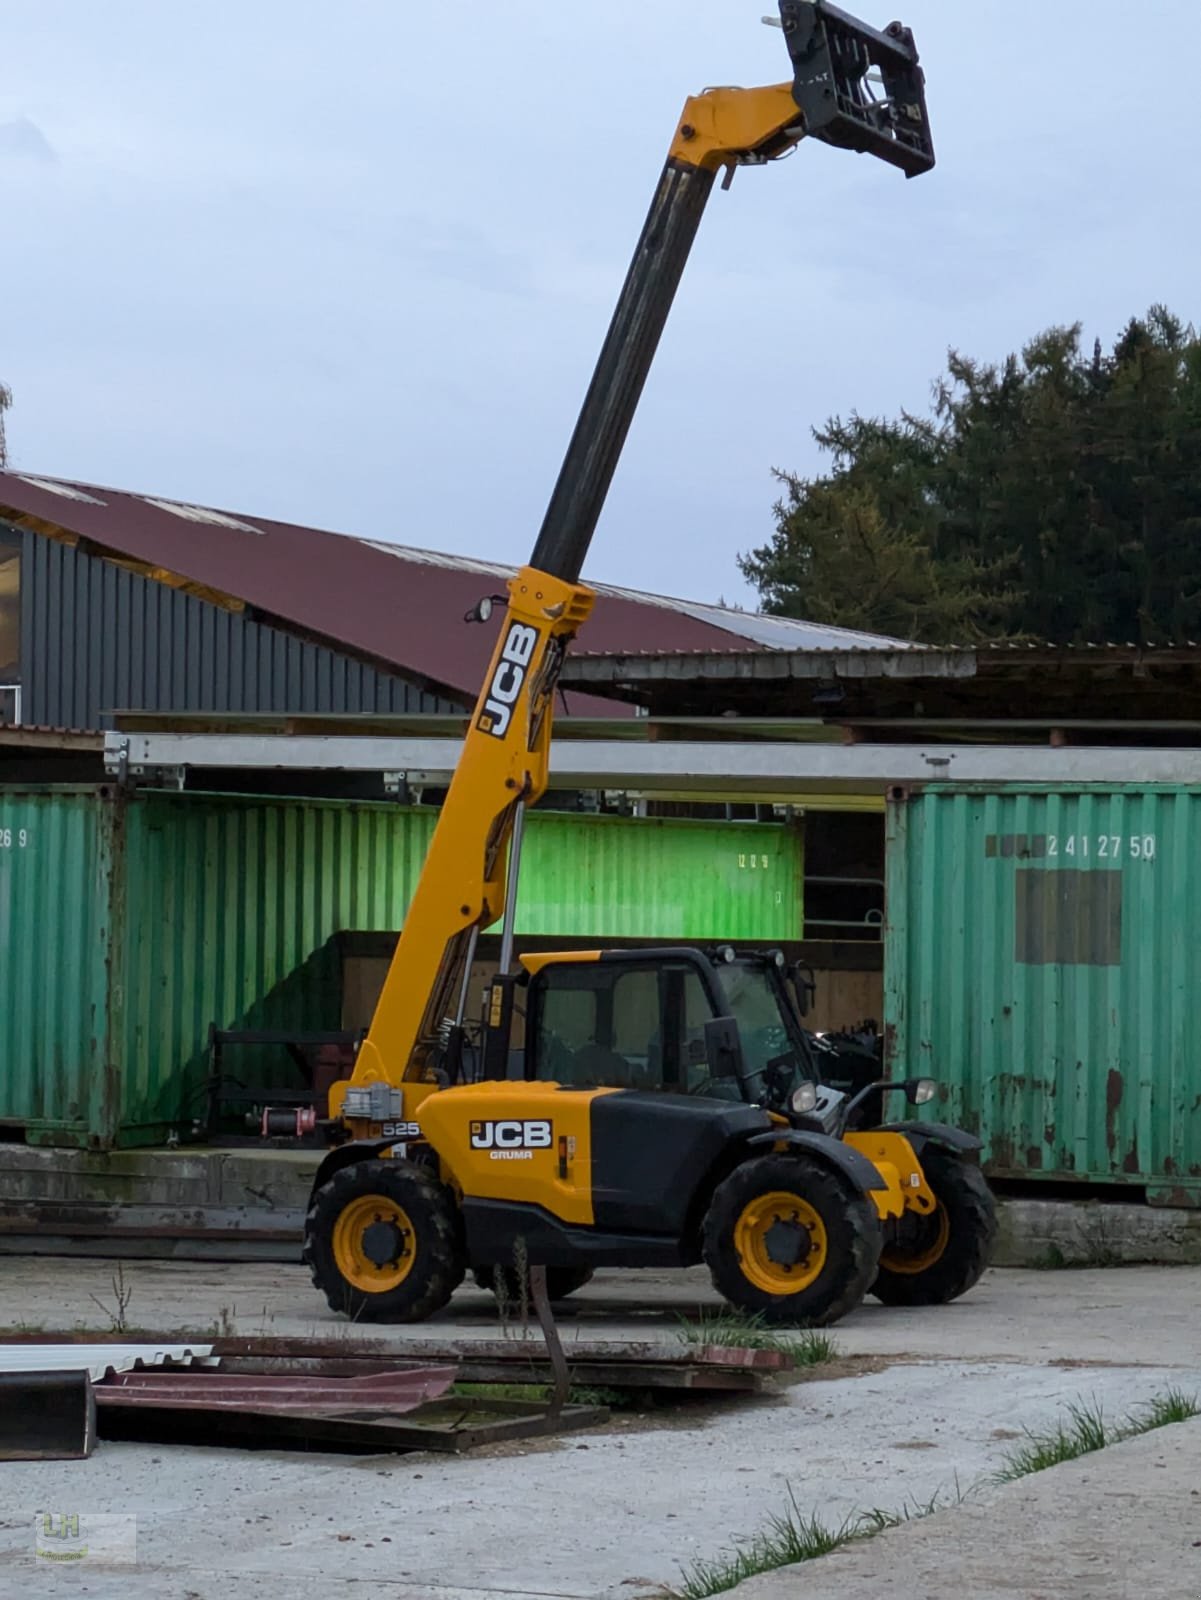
[515,812,803,940]
[885,787,1201,1202]
[0,790,114,1143]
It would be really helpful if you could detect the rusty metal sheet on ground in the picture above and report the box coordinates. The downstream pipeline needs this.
[96,1364,456,1413]
[210,1335,789,1370]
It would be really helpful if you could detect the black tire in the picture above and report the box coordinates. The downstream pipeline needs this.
[702,1155,881,1327]
[471,1265,595,1302]
[870,1146,997,1307]
[303,1158,465,1323]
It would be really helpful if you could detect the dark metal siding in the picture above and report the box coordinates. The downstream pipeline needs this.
[16,528,458,727]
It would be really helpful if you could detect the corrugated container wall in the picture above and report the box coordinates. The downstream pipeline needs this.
[513,811,800,939]
[16,527,456,728]
[885,787,1201,1203]
[0,789,801,1147]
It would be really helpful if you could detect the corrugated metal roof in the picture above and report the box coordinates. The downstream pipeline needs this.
[0,472,905,702]
[0,724,103,742]
[563,640,1201,679]
[568,644,907,660]
[0,1342,215,1379]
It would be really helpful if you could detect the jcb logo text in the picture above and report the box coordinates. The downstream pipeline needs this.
[477,623,538,739]
[470,1119,552,1155]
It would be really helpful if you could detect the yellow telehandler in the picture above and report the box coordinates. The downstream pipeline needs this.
[299,1,997,1325]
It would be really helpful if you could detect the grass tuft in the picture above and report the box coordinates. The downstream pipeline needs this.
[993,1389,1200,1483]
[671,1489,859,1600]
[992,1397,1108,1481]
[675,1310,838,1368]
[671,1486,965,1600]
[1135,1387,1201,1430]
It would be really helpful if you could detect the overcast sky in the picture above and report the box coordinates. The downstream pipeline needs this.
[4,2,1198,608]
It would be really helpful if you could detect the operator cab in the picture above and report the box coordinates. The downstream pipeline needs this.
[488,946,841,1128]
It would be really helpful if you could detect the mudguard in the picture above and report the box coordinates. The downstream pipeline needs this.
[309,1138,405,1198]
[881,1121,982,1157]
[747,1129,888,1192]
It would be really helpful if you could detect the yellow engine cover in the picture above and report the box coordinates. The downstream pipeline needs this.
[417,1082,614,1227]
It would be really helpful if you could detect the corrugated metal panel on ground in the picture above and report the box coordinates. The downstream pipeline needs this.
[0,789,801,1147]
[16,527,455,729]
[885,787,1201,1201]
[0,1343,214,1378]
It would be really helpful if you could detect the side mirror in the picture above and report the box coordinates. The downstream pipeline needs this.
[793,963,817,1018]
[703,1015,746,1080]
[905,1077,938,1106]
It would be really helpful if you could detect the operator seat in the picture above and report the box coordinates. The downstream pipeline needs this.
[570,1042,636,1088]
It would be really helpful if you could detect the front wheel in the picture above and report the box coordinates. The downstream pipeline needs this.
[702,1155,881,1327]
[870,1146,996,1306]
[303,1158,465,1322]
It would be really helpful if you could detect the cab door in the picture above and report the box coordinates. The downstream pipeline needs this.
[524,955,770,1235]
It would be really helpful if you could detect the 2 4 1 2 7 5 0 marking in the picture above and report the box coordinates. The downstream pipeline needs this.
[1046,834,1156,861]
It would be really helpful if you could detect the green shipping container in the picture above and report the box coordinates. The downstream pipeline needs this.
[885,786,1201,1203]
[0,789,801,1148]
[513,810,800,939]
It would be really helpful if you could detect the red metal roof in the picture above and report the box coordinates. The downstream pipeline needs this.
[0,472,853,707]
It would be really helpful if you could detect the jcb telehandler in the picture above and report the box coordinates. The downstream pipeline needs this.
[301,1,997,1326]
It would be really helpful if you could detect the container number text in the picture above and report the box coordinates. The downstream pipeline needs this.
[0,829,28,849]
[1047,834,1156,861]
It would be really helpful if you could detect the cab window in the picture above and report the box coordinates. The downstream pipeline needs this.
[530,963,660,1088]
[528,958,734,1096]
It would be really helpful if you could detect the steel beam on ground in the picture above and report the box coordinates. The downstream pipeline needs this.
[0,1371,96,1460]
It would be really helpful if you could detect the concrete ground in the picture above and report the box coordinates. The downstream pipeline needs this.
[732,1417,1201,1600]
[1,1261,1199,1598]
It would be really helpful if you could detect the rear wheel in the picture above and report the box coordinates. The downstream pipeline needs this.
[702,1155,881,1326]
[471,1265,595,1303]
[304,1158,465,1322]
[871,1146,996,1306]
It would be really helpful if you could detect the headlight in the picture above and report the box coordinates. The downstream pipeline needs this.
[791,1082,819,1115]
[912,1077,937,1105]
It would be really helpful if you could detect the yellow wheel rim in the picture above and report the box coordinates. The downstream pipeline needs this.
[881,1204,950,1275]
[331,1193,415,1293]
[733,1191,828,1295]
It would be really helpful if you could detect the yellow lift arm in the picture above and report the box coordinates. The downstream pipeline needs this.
[334,1,933,1128]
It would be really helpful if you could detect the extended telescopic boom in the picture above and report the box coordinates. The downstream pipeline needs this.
[335,1,933,1118]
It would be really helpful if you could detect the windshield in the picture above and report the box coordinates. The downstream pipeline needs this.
[717,959,814,1107]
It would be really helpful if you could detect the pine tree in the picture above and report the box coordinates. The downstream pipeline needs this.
[740,308,1201,646]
